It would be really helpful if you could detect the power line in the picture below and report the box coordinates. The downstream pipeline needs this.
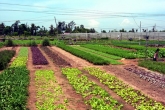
[131,15,140,28]
[0,2,146,14]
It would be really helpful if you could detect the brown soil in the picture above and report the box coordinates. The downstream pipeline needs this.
[27,46,90,110]
[0,47,14,52]
[50,46,165,107]
[50,46,92,68]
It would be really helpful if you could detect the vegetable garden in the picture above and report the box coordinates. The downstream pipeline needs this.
[0,39,165,110]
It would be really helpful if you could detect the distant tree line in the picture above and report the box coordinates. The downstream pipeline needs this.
[0,20,97,37]
[0,20,164,37]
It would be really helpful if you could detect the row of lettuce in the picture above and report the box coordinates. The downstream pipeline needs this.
[0,47,29,109]
[62,67,165,110]
[35,70,68,110]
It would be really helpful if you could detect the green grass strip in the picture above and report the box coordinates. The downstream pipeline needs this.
[35,70,67,110]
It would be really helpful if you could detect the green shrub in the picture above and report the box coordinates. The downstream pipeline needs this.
[0,50,15,70]
[0,42,4,48]
[29,40,37,46]
[6,39,14,47]
[42,39,50,46]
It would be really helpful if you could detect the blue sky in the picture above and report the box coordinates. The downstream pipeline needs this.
[0,0,165,32]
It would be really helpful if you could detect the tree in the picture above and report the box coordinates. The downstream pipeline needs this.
[68,21,76,31]
[132,28,135,32]
[49,24,54,35]
[0,23,5,35]
[90,28,96,33]
[119,28,126,32]
[11,20,20,33]
[3,26,12,35]
[80,25,84,29]
[102,30,106,33]
[57,21,66,34]
[31,23,35,35]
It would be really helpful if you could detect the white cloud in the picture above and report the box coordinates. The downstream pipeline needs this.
[88,19,99,28]
[120,19,133,27]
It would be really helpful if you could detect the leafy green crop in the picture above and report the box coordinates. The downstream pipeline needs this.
[0,42,4,48]
[81,44,137,59]
[139,60,165,74]
[57,43,110,65]
[35,70,67,110]
[62,68,123,110]
[0,47,29,110]
[111,42,165,58]
[84,67,165,110]
[72,45,122,65]
[18,47,28,57]
[0,50,15,70]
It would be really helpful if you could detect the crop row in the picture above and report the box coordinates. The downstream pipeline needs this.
[124,65,165,88]
[62,68,123,110]
[40,46,71,67]
[138,60,165,74]
[71,45,122,65]
[0,47,29,110]
[0,42,4,48]
[81,44,138,59]
[35,70,68,110]
[56,43,109,65]
[111,42,165,58]
[31,46,48,65]
[0,50,15,70]
[84,67,165,110]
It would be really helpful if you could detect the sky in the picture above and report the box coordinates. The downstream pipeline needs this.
[0,0,165,32]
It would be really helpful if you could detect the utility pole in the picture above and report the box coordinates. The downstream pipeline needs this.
[139,21,141,45]
[54,17,58,39]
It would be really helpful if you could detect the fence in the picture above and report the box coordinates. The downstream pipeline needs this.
[60,32,165,41]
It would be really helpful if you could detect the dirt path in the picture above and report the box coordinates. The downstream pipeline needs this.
[51,46,165,105]
[0,47,13,52]
[27,46,90,110]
